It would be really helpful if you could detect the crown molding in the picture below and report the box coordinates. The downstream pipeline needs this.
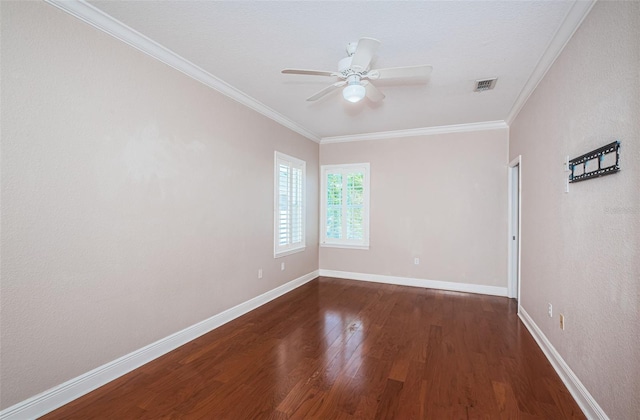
[43,0,593,145]
[43,0,321,143]
[321,120,508,144]
[506,0,597,125]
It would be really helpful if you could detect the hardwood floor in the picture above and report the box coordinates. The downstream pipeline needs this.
[42,277,584,419]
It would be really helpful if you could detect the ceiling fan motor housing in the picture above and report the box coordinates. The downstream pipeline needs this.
[338,56,353,73]
[346,41,358,56]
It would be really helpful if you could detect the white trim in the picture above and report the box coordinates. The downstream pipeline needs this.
[320,121,508,144]
[273,247,306,258]
[518,307,609,420]
[319,243,369,250]
[43,0,321,143]
[506,0,596,124]
[0,270,319,420]
[319,270,507,297]
[507,155,522,301]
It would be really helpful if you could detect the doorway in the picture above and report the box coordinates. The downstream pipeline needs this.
[508,156,521,302]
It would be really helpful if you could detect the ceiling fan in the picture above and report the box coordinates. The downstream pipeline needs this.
[282,37,433,103]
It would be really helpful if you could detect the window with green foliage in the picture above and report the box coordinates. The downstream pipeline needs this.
[274,152,305,257]
[321,163,370,249]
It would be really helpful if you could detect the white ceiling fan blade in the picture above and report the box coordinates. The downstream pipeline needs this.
[367,65,433,80]
[282,69,337,77]
[362,81,385,102]
[350,37,380,71]
[306,81,347,101]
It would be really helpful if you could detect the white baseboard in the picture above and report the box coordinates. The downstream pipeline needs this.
[0,270,319,420]
[319,269,507,297]
[518,306,608,420]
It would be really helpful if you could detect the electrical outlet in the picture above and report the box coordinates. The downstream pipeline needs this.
[548,303,553,318]
[560,314,565,330]
[414,258,420,265]
[281,262,285,271]
[258,269,263,279]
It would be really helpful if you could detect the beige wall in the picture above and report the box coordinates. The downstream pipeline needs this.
[3,0,637,416]
[0,1,318,408]
[320,129,509,288]
[509,2,639,419]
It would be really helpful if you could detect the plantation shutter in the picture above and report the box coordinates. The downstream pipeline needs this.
[275,152,306,257]
[321,164,370,249]
[346,172,364,240]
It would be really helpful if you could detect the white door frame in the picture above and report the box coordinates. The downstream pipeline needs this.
[507,156,522,303]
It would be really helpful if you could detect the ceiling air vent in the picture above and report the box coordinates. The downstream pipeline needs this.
[474,78,497,92]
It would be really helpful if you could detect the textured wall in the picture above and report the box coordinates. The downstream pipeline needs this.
[509,2,639,418]
[320,129,509,288]
[0,1,318,408]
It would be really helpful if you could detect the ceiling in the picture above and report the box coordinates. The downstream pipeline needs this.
[74,1,589,142]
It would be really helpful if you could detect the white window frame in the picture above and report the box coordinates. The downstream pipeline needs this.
[274,151,306,258]
[320,163,370,250]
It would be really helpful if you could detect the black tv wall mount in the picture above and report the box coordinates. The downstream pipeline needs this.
[569,141,620,183]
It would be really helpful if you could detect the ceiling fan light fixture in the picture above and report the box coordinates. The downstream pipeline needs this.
[343,84,366,103]
[283,37,431,104]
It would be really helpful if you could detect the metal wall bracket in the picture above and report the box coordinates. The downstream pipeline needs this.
[569,141,620,183]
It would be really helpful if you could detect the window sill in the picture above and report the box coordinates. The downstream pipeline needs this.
[320,243,369,250]
[274,246,306,258]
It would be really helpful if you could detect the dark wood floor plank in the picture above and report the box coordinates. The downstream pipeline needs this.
[393,361,426,419]
[286,386,327,420]
[41,277,585,420]
[373,378,403,420]
[352,357,394,419]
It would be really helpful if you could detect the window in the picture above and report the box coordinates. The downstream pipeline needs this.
[274,152,306,257]
[321,163,370,249]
